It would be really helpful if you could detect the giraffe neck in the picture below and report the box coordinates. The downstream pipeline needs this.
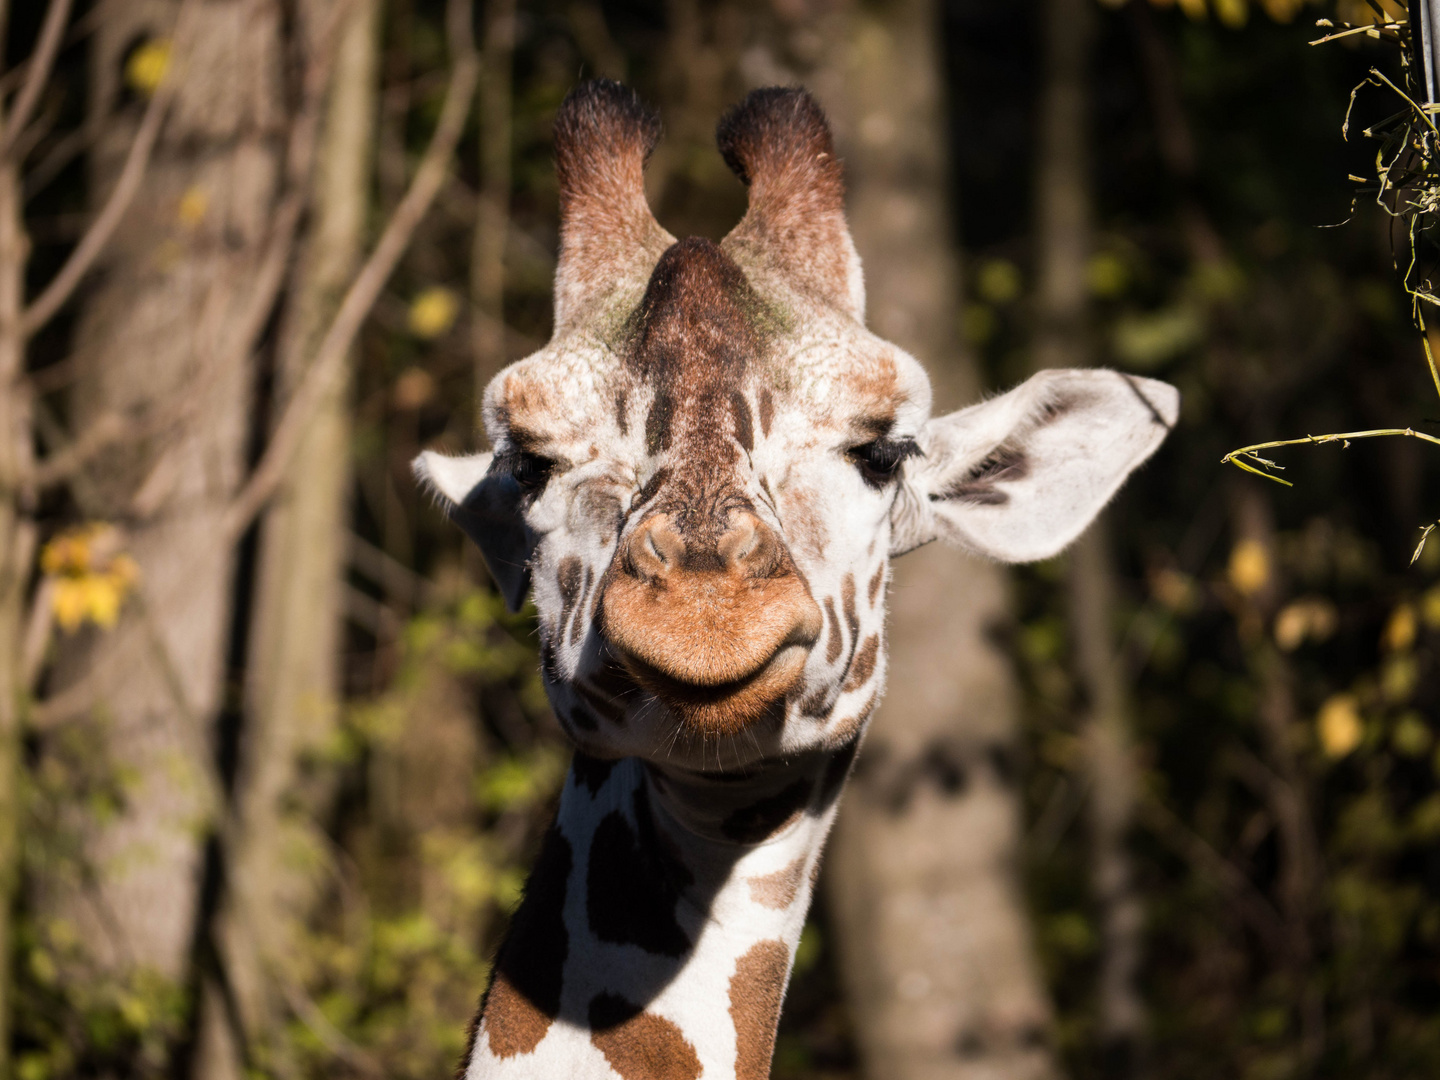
[463,743,858,1079]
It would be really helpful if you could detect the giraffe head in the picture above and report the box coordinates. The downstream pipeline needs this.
[416,81,1176,772]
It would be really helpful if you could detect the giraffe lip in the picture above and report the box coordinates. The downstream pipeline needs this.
[607,642,811,737]
[598,569,823,687]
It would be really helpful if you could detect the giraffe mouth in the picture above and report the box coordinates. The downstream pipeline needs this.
[607,640,812,738]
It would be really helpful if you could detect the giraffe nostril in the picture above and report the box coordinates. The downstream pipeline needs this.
[719,512,780,578]
[626,514,686,580]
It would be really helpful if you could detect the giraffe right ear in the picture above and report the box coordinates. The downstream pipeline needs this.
[413,451,536,612]
[891,369,1178,562]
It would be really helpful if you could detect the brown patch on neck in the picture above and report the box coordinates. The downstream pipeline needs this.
[478,824,572,1059]
[729,939,791,1080]
[589,993,702,1080]
[720,778,813,843]
[747,856,807,910]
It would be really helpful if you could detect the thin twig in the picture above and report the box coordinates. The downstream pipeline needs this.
[1222,426,1440,486]
[0,0,75,158]
[222,0,479,540]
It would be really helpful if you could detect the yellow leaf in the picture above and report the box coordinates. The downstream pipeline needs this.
[1177,0,1208,18]
[1213,0,1248,26]
[1317,694,1362,759]
[83,576,123,629]
[1274,597,1337,651]
[1273,602,1308,651]
[1393,713,1432,758]
[408,287,459,339]
[1384,604,1417,652]
[177,186,208,228]
[1259,0,1304,21]
[1420,584,1440,630]
[51,580,88,632]
[1227,538,1269,597]
[125,39,172,97]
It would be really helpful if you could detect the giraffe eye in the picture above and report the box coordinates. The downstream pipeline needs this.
[849,436,921,488]
[498,448,555,493]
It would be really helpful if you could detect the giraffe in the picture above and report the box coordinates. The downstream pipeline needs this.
[415,80,1178,1080]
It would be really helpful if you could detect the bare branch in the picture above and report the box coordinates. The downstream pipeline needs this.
[223,3,479,540]
[0,0,75,159]
[27,403,187,490]
[19,0,200,338]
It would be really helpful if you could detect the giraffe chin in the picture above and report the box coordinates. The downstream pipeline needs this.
[610,643,809,739]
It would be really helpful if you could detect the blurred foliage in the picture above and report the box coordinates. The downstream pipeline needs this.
[951,1,1440,1075]
[13,0,1440,1078]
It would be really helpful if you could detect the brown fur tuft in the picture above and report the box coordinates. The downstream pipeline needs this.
[552,80,672,331]
[716,87,843,213]
[717,88,861,316]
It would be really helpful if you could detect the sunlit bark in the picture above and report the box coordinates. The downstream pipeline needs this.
[198,0,379,1074]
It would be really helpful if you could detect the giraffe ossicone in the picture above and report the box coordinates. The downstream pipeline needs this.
[415,79,1177,1080]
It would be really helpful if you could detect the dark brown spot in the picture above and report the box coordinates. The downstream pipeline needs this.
[936,446,1029,505]
[842,633,879,692]
[558,557,584,636]
[634,466,671,510]
[572,752,617,795]
[564,703,598,733]
[759,388,774,437]
[721,779,812,843]
[480,825,572,1057]
[815,735,862,809]
[826,690,877,750]
[823,597,842,664]
[590,993,701,1080]
[748,857,807,910]
[645,388,674,455]
[729,939,790,1080]
[868,564,885,607]
[571,565,595,646]
[587,786,693,956]
[731,390,754,452]
[798,685,831,718]
[615,389,629,435]
[841,574,858,642]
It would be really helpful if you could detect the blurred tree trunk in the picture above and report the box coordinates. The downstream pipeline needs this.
[40,0,284,1025]
[799,2,1062,1077]
[1033,0,1146,1074]
[198,0,378,1075]
[0,84,34,1080]
[471,0,514,395]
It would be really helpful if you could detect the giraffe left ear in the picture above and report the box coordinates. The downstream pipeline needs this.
[891,369,1179,561]
[413,451,536,611]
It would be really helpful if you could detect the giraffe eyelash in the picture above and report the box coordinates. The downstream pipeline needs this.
[494,446,556,493]
[847,435,921,488]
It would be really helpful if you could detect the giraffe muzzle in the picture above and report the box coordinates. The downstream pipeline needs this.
[599,511,823,736]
